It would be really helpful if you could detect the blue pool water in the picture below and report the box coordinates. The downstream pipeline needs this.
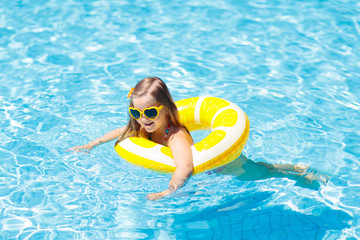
[1,0,360,239]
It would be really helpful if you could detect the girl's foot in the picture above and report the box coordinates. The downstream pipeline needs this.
[303,168,330,184]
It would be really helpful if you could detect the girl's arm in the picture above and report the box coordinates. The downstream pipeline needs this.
[68,127,125,153]
[147,128,194,200]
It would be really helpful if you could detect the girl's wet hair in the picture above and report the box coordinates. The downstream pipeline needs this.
[116,77,190,145]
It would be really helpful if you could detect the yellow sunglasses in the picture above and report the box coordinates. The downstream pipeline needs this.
[129,105,164,120]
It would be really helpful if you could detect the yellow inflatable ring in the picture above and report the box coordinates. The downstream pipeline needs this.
[115,97,250,174]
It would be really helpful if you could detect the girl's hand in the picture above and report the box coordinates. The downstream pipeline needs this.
[146,176,185,201]
[66,127,125,154]
[169,174,187,190]
[67,144,93,154]
[146,189,172,201]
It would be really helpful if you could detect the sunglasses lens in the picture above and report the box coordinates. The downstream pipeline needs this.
[130,109,141,119]
[144,108,158,119]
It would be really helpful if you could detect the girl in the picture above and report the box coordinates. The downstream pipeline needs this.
[70,77,328,200]
[69,77,194,201]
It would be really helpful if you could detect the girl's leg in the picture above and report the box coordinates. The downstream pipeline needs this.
[257,162,328,184]
[258,162,309,173]
[220,155,329,187]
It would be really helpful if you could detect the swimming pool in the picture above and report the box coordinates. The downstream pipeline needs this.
[1,0,359,239]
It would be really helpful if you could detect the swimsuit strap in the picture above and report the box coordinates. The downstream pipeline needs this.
[148,120,171,145]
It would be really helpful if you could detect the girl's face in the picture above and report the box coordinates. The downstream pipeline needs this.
[132,94,168,133]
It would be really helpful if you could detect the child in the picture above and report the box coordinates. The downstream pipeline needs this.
[69,77,329,199]
[69,77,194,201]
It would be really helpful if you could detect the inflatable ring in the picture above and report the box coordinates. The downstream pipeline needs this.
[115,97,250,174]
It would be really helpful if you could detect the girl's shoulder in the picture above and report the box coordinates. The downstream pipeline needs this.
[169,125,193,145]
